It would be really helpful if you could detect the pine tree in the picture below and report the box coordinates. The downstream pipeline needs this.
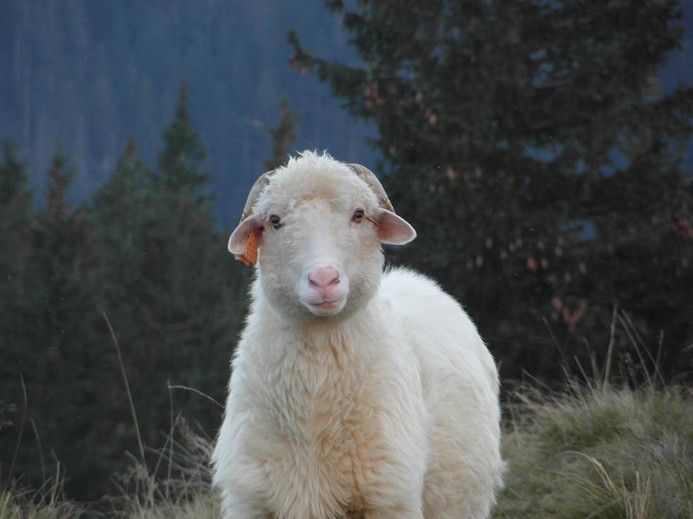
[87,104,245,487]
[0,145,106,496]
[264,97,301,171]
[0,138,30,205]
[155,81,209,195]
[290,0,693,382]
[0,139,35,472]
[90,135,150,300]
[0,139,33,313]
[38,146,101,494]
[82,136,176,491]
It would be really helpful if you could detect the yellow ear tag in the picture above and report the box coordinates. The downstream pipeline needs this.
[236,230,259,266]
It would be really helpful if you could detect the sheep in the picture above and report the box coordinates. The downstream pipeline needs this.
[212,151,504,518]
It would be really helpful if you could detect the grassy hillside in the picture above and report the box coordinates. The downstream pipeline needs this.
[495,383,692,518]
[2,382,691,518]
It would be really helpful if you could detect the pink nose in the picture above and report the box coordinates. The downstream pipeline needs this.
[307,266,340,293]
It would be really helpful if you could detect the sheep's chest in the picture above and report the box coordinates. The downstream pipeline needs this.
[258,339,388,518]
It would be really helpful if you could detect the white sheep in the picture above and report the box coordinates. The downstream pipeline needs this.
[212,151,504,518]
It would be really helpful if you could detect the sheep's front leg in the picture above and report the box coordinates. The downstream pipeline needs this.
[364,503,424,519]
[219,492,272,519]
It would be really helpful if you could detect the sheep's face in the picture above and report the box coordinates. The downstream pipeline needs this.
[228,153,416,321]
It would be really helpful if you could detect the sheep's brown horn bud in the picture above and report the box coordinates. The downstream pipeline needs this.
[240,170,277,221]
[347,163,396,213]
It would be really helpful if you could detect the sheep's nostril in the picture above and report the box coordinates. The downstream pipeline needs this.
[307,266,340,290]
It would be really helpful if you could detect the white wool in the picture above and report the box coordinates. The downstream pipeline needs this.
[212,151,504,518]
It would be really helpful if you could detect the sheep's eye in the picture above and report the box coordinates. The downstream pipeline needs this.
[268,214,283,229]
[352,208,365,223]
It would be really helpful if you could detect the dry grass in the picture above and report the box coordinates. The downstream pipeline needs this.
[0,471,83,519]
[494,383,692,518]
[494,310,692,518]
[105,418,219,519]
[2,310,691,518]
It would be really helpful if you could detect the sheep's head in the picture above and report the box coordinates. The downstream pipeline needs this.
[228,152,416,321]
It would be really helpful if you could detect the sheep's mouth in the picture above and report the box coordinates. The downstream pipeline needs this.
[304,298,347,316]
[312,300,341,311]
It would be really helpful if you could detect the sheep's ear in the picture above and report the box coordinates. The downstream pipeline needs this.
[374,208,417,245]
[228,216,263,264]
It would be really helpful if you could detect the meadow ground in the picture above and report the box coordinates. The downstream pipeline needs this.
[2,316,691,518]
[3,380,689,519]
[495,382,691,518]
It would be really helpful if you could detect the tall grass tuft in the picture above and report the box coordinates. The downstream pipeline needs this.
[0,471,85,518]
[494,311,692,518]
[102,312,220,518]
[107,418,219,519]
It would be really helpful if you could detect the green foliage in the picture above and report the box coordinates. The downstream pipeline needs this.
[289,0,693,383]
